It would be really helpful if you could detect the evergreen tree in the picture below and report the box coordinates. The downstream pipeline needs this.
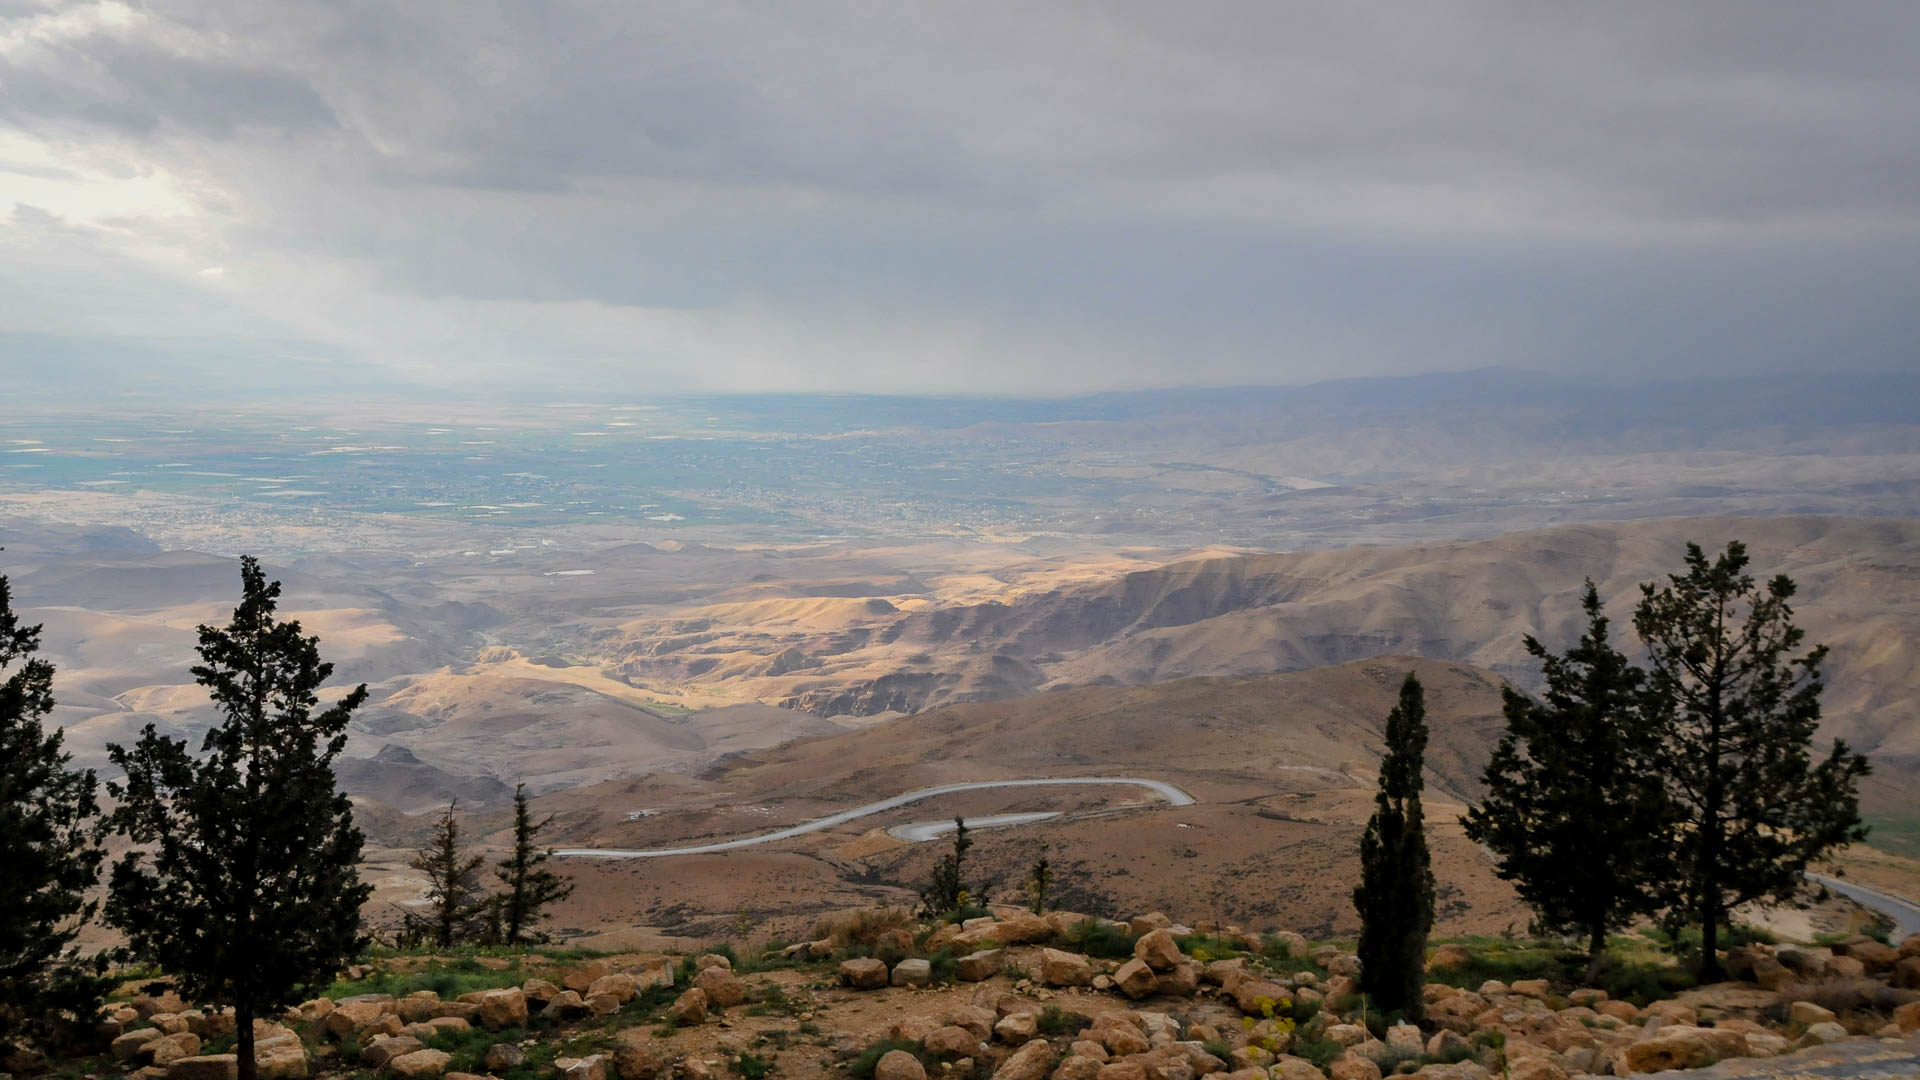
[1465,582,1677,980]
[1634,541,1870,980]
[106,557,371,1080]
[1025,844,1053,915]
[1,561,108,1045]
[1353,672,1435,1021]
[409,801,489,949]
[919,817,972,917]
[494,784,574,944]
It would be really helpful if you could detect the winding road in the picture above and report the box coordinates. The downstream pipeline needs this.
[1808,873,1920,940]
[554,777,1195,860]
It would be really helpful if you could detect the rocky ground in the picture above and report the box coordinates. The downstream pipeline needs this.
[24,905,1920,1080]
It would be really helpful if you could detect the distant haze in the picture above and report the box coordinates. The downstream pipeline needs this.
[2,2,1918,398]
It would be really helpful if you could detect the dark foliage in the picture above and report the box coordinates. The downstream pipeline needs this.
[1353,672,1435,1021]
[494,783,575,944]
[105,557,371,1080]
[1464,582,1678,980]
[0,560,108,1044]
[1634,541,1870,980]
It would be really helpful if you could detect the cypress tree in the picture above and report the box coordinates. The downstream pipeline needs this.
[1465,582,1677,981]
[106,557,371,1080]
[1,561,108,1046]
[1353,672,1435,1021]
[919,816,972,917]
[409,801,489,949]
[494,784,574,944]
[1634,541,1870,980]
[1025,844,1053,915]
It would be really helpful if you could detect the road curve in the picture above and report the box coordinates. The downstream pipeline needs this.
[1808,873,1920,940]
[554,777,1196,860]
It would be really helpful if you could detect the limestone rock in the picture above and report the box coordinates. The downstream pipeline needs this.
[143,1033,203,1067]
[995,1012,1039,1044]
[1326,1053,1381,1080]
[114,1028,165,1060]
[362,1036,424,1067]
[893,959,933,988]
[613,1037,665,1080]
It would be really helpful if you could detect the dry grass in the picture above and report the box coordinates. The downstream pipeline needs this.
[811,907,916,948]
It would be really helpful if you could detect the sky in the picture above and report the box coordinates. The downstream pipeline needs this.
[2,2,1917,398]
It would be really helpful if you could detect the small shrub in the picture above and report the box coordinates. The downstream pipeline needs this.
[1035,1005,1088,1037]
[927,949,958,986]
[1291,1037,1344,1070]
[1065,918,1137,960]
[733,1052,775,1080]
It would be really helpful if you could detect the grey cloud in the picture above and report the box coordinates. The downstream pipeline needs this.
[1,1,1917,394]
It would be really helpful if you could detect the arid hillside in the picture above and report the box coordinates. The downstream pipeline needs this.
[610,516,1918,804]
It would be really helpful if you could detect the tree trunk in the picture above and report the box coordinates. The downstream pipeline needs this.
[1586,922,1608,985]
[235,1001,256,1080]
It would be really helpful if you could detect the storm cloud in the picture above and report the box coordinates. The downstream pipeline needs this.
[2,1,1917,395]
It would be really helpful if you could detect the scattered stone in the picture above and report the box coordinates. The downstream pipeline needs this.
[1800,1021,1849,1046]
[587,974,641,1005]
[1788,1001,1837,1026]
[564,1054,611,1080]
[1153,962,1199,997]
[364,1036,426,1067]
[1326,1053,1381,1080]
[485,1042,528,1071]
[1128,913,1173,936]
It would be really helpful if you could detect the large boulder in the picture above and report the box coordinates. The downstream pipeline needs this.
[876,1050,926,1080]
[692,967,745,1007]
[361,1036,424,1067]
[586,974,640,1005]
[994,911,1055,946]
[114,1028,165,1060]
[485,1044,529,1072]
[143,1032,204,1067]
[1134,930,1182,972]
[924,1026,983,1058]
[893,959,934,988]
[666,989,707,1026]
[475,988,528,1031]
[1040,949,1092,987]
[995,1012,1039,1044]
[1326,1054,1381,1080]
[1114,959,1157,999]
[957,950,1002,982]
[1153,963,1200,997]
[1231,980,1291,1016]
[841,958,889,989]
[254,1038,307,1080]
[993,1039,1056,1080]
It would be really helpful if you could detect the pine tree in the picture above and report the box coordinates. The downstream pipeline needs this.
[919,817,972,917]
[1,561,108,1045]
[1025,845,1053,915]
[494,784,574,944]
[1465,582,1677,980]
[1634,541,1870,980]
[409,801,489,949]
[1353,672,1435,1021]
[106,557,371,1080]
